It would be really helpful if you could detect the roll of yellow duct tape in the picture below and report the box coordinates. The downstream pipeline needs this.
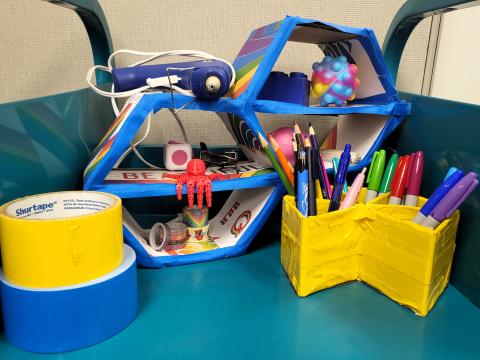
[0,191,123,288]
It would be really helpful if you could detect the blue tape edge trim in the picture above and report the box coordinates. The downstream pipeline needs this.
[124,184,285,268]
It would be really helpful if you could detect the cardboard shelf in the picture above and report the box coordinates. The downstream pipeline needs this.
[90,172,281,198]
[253,99,410,116]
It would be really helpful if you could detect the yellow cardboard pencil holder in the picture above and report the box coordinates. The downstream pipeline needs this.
[280,189,459,317]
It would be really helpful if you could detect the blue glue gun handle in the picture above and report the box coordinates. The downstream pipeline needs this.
[111,60,232,99]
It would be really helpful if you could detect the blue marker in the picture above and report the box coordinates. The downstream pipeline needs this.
[444,167,459,180]
[328,144,351,212]
[296,151,308,217]
[332,157,349,193]
[412,169,464,224]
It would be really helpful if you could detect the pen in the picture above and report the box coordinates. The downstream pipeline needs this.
[332,157,348,193]
[328,144,351,212]
[269,135,294,186]
[421,172,478,229]
[404,151,424,206]
[379,153,399,194]
[340,167,367,210]
[412,169,464,224]
[258,133,295,195]
[388,155,411,205]
[296,151,308,217]
[309,124,330,199]
[365,149,386,203]
[304,138,317,216]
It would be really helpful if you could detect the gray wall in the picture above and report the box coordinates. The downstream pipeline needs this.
[0,0,430,145]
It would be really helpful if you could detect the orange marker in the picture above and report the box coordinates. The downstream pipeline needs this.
[269,135,295,186]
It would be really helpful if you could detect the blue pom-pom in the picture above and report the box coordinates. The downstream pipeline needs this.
[324,94,334,103]
[332,61,342,72]
[332,83,343,92]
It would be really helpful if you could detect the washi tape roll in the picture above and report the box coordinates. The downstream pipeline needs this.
[0,244,137,353]
[183,205,208,228]
[148,222,187,251]
[0,191,123,288]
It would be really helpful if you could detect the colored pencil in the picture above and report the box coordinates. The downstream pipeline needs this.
[304,137,317,216]
[258,133,295,195]
[269,135,294,186]
[293,121,304,151]
[292,132,299,196]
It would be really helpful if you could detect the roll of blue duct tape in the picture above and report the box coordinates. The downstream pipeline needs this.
[0,244,137,353]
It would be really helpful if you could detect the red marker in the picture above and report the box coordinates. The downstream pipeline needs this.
[388,155,411,205]
[405,151,424,206]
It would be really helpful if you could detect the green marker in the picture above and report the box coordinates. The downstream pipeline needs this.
[365,150,386,203]
[379,153,399,194]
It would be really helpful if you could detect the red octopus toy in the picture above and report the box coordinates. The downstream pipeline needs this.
[163,159,227,208]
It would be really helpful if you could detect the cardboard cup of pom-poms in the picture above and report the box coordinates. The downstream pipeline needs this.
[311,56,360,106]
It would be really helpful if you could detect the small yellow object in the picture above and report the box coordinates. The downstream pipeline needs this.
[311,82,331,98]
[0,191,123,288]
[281,189,459,317]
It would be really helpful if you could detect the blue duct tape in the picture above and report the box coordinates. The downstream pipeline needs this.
[0,244,137,353]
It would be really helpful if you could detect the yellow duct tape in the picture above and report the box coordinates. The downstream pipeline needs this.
[0,191,123,288]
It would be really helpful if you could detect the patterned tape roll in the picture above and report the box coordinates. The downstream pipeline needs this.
[183,206,209,228]
[0,244,137,353]
[187,224,210,242]
[0,191,123,288]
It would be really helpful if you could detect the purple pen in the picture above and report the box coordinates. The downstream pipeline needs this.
[422,172,479,229]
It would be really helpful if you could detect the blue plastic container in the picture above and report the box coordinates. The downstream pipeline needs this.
[257,71,310,106]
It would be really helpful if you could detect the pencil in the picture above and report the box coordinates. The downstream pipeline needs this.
[292,129,298,157]
[293,121,304,151]
[269,135,295,186]
[292,133,298,196]
[258,133,295,195]
[304,137,317,216]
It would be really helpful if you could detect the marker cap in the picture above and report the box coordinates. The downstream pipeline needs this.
[390,155,411,198]
[366,150,386,192]
[379,153,399,193]
[430,172,478,222]
[406,151,424,196]
[418,169,464,217]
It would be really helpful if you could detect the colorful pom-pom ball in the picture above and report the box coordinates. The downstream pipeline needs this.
[311,56,360,106]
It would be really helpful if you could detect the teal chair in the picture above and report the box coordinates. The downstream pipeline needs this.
[1,1,479,358]
[383,0,480,310]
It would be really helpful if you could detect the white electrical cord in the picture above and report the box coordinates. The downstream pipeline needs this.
[87,49,236,169]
